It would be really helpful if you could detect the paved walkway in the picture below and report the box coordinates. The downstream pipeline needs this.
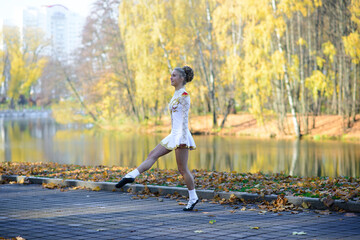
[0,184,359,240]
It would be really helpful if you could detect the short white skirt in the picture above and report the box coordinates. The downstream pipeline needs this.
[160,130,196,150]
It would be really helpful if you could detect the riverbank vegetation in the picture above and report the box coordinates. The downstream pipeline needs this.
[1,162,359,205]
[1,0,360,139]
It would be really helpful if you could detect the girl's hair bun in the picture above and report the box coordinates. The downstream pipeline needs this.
[183,66,194,83]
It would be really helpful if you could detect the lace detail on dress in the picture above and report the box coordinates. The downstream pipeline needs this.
[179,92,190,144]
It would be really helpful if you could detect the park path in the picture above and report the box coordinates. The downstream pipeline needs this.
[0,184,359,240]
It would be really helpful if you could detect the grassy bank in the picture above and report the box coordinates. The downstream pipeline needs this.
[92,113,360,142]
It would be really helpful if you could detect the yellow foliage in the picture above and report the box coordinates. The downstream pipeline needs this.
[343,32,360,64]
[305,70,333,101]
[52,100,91,124]
[271,50,285,76]
[8,47,26,99]
[297,37,307,47]
[3,26,48,100]
[288,55,300,83]
[278,0,318,18]
[322,41,336,63]
[316,57,325,69]
[349,0,360,27]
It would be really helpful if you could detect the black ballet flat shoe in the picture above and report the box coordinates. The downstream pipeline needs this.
[115,177,135,188]
[183,199,199,211]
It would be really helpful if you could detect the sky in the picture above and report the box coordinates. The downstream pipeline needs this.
[0,0,96,26]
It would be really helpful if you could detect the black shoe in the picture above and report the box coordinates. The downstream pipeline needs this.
[115,177,135,188]
[183,199,199,211]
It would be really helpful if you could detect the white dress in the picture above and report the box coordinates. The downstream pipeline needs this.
[160,87,196,150]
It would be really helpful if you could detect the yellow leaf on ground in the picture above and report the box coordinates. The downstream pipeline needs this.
[302,202,310,209]
[250,227,260,229]
[209,220,216,224]
[92,186,101,191]
[42,182,58,189]
[178,202,186,205]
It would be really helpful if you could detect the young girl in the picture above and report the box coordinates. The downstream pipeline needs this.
[115,66,198,211]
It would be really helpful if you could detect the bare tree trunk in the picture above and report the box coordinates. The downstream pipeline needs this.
[206,0,217,127]
[220,98,234,129]
[189,0,217,127]
[351,62,357,123]
[272,0,301,138]
[297,12,308,134]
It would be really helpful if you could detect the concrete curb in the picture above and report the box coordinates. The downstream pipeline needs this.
[1,175,359,213]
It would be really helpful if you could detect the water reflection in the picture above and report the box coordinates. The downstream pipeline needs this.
[0,117,359,177]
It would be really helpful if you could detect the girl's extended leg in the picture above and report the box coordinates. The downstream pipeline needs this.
[175,148,198,211]
[115,144,171,188]
[137,144,171,173]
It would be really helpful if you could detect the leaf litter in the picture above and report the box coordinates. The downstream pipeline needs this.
[1,162,360,213]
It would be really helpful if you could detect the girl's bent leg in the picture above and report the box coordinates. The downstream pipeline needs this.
[175,148,195,191]
[175,148,198,211]
[137,144,171,173]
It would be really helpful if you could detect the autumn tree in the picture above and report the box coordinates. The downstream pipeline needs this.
[2,26,47,108]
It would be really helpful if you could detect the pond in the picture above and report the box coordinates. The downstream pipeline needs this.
[0,117,359,178]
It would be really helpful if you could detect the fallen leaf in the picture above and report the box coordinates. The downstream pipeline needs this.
[323,197,335,208]
[258,211,267,215]
[301,202,310,209]
[92,186,101,191]
[315,210,331,215]
[209,220,216,224]
[178,202,186,205]
[250,227,260,230]
[42,182,59,189]
[194,230,203,233]
[292,231,306,235]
